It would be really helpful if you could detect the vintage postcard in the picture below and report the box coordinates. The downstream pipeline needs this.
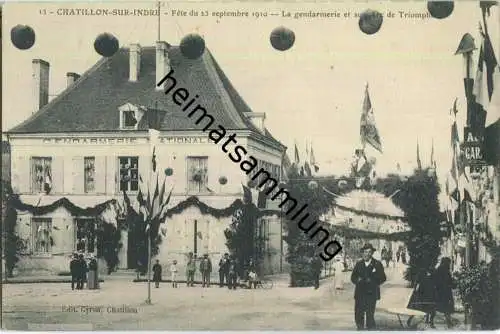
[2,0,500,331]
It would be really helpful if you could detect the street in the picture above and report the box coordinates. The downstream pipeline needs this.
[2,266,462,330]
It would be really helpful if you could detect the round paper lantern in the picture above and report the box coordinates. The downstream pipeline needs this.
[11,25,36,50]
[358,9,383,35]
[308,180,318,190]
[164,167,174,176]
[270,26,295,51]
[427,1,454,19]
[338,179,348,189]
[180,33,205,60]
[219,176,228,185]
[94,33,119,57]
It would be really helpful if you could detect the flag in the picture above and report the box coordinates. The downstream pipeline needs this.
[310,144,319,172]
[430,139,437,169]
[471,25,497,132]
[450,98,458,117]
[281,153,291,182]
[360,84,383,153]
[416,140,422,170]
[294,143,300,164]
[304,161,312,177]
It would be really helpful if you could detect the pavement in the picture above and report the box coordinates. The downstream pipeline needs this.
[2,264,464,330]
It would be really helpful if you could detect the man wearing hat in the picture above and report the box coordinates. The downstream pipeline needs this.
[350,243,387,330]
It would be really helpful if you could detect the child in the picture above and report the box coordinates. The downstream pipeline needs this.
[170,260,178,288]
[152,259,162,288]
[247,269,257,289]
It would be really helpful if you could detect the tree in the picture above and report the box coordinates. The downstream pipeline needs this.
[1,181,27,277]
[394,168,442,285]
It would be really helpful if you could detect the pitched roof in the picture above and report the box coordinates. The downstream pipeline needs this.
[7,45,284,149]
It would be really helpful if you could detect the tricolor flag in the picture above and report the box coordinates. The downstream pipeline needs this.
[416,140,422,170]
[294,143,300,165]
[310,145,319,173]
[430,139,437,169]
[304,141,312,176]
[360,84,383,153]
[472,24,498,132]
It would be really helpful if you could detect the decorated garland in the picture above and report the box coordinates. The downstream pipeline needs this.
[4,182,123,274]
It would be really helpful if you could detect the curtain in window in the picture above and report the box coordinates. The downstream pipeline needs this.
[33,218,51,254]
[187,157,208,193]
[84,157,96,193]
[32,157,52,193]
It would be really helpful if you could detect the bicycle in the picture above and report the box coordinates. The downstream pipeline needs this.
[254,277,273,289]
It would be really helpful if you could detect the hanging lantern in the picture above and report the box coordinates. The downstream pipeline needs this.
[164,167,174,176]
[427,1,454,19]
[338,179,348,189]
[94,33,119,57]
[270,26,295,51]
[358,9,383,35]
[11,25,36,50]
[219,176,228,185]
[308,180,318,190]
[180,33,205,60]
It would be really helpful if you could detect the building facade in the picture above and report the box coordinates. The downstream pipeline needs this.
[6,42,286,276]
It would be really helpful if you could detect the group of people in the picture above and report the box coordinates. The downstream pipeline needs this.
[152,252,256,290]
[69,253,99,290]
[378,245,408,267]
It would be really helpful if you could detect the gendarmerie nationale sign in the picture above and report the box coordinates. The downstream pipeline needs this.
[41,136,209,145]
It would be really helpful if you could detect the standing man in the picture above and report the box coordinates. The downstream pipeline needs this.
[199,253,212,287]
[218,253,230,287]
[227,257,238,290]
[351,243,387,330]
[186,252,196,287]
[312,256,323,290]
[152,259,162,288]
[77,254,88,290]
[70,253,79,290]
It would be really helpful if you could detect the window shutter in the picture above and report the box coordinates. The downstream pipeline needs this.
[94,156,106,194]
[63,157,73,194]
[72,157,84,194]
[106,156,116,194]
[139,155,150,183]
[51,157,64,194]
[11,155,30,193]
[51,217,66,255]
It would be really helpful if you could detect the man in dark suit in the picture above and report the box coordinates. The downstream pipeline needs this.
[70,253,79,290]
[351,243,387,330]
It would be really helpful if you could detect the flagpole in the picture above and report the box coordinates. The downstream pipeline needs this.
[146,229,152,304]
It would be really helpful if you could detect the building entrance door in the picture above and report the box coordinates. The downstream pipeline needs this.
[75,218,97,255]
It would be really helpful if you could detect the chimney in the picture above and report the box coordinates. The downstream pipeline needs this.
[66,72,80,87]
[156,41,170,90]
[246,112,266,132]
[32,59,49,113]
[129,43,141,82]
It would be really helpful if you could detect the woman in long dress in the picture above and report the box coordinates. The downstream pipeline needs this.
[407,268,437,327]
[333,257,345,290]
[87,257,99,290]
[433,257,454,328]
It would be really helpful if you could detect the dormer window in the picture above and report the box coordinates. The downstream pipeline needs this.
[118,102,145,130]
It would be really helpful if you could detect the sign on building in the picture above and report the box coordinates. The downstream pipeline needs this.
[461,127,486,173]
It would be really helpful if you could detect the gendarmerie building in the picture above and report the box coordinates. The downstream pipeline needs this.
[6,41,286,276]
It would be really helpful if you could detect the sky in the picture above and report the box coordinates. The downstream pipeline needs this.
[3,1,500,192]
